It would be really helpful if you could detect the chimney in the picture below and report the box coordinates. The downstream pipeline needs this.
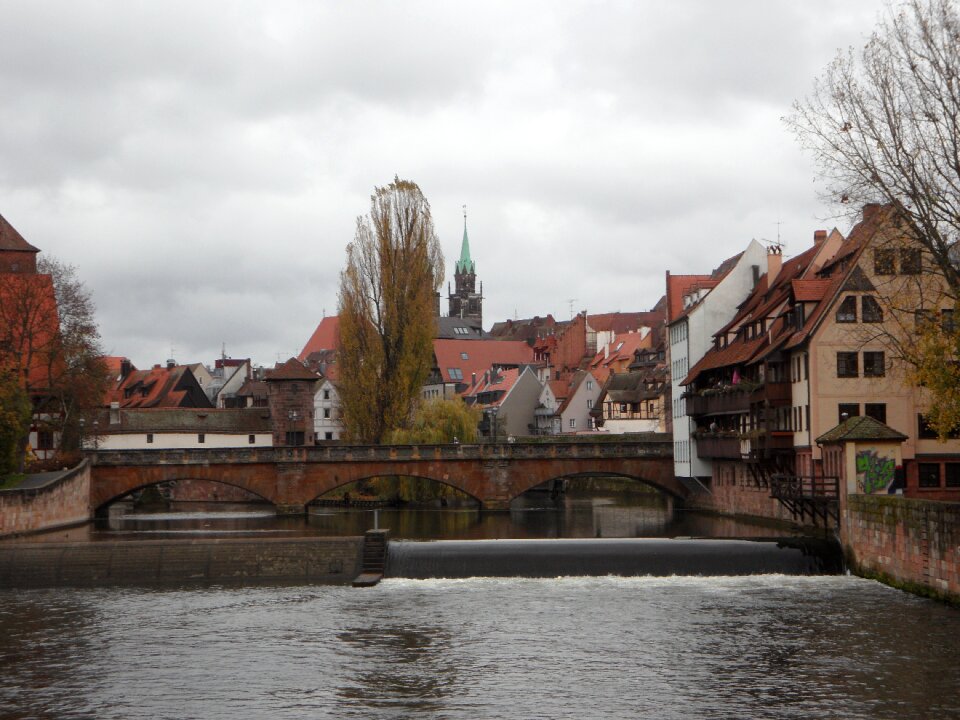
[120,358,131,379]
[766,245,782,286]
[814,230,827,246]
[166,358,176,370]
[109,401,120,425]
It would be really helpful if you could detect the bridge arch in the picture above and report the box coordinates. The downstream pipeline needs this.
[90,463,281,512]
[307,472,483,506]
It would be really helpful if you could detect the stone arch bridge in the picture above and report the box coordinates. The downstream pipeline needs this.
[90,438,679,513]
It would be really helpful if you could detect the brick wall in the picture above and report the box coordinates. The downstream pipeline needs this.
[686,464,797,525]
[0,536,364,588]
[0,461,92,537]
[167,478,264,503]
[843,495,960,604]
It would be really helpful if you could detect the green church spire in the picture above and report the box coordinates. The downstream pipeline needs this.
[456,204,475,274]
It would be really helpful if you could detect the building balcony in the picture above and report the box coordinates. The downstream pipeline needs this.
[742,431,795,459]
[694,435,741,460]
[686,381,793,418]
[686,392,749,416]
[762,381,792,406]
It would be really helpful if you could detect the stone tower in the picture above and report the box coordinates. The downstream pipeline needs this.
[447,208,483,323]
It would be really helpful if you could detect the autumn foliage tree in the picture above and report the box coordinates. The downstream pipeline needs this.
[787,0,960,436]
[0,257,109,470]
[337,177,444,443]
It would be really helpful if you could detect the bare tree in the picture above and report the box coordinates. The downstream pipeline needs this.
[787,0,960,437]
[337,177,444,443]
[786,0,960,293]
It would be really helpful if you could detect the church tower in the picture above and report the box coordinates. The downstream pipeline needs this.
[448,206,483,323]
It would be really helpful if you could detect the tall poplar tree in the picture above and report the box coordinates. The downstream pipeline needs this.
[337,177,444,443]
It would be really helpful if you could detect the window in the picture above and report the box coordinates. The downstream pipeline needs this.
[863,351,885,377]
[836,296,857,323]
[448,368,463,381]
[946,464,960,487]
[569,419,576,429]
[919,463,941,488]
[146,433,154,444]
[915,309,935,329]
[837,352,859,377]
[918,414,939,439]
[864,403,887,424]
[36,431,54,450]
[942,309,955,334]
[620,403,628,413]
[323,389,330,400]
[461,352,469,360]
[285,431,305,446]
[587,399,594,409]
[874,248,896,275]
[323,408,331,419]
[586,380,593,390]
[861,296,883,323]
[248,434,256,444]
[198,433,205,444]
[325,432,334,440]
[838,403,860,423]
[900,248,921,274]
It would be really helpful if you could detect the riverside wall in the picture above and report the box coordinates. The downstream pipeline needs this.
[0,536,364,589]
[841,495,960,605]
[684,468,960,604]
[0,460,92,537]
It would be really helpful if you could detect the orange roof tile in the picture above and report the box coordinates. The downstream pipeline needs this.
[298,316,340,361]
[792,279,833,302]
[266,357,320,381]
[433,338,535,385]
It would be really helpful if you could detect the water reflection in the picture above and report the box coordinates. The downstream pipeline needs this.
[7,491,805,544]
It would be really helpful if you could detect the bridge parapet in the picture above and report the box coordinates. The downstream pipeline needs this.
[90,437,674,467]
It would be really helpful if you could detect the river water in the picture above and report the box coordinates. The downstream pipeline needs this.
[2,576,959,719]
[3,492,959,718]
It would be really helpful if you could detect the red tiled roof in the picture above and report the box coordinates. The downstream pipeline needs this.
[298,316,340,361]
[433,338,535,385]
[589,331,649,371]
[587,309,663,335]
[106,365,209,409]
[666,251,744,323]
[0,213,39,253]
[266,357,320,381]
[792,279,833,302]
[462,367,522,405]
[666,273,713,323]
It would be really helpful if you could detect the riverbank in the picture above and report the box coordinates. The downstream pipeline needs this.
[0,535,363,588]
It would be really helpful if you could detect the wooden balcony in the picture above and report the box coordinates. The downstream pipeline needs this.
[694,435,741,459]
[686,381,793,418]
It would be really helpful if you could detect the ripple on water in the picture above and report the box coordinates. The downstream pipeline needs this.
[0,576,958,720]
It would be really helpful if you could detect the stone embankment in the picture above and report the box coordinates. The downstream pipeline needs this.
[0,536,364,588]
[0,460,92,537]
[842,495,959,605]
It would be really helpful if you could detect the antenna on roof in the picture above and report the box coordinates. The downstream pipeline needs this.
[568,299,577,319]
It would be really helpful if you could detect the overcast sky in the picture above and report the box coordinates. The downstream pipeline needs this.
[0,1,888,369]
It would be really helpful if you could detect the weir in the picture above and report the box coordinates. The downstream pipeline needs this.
[384,538,843,579]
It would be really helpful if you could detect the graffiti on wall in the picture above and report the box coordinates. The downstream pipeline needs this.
[855,448,896,494]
